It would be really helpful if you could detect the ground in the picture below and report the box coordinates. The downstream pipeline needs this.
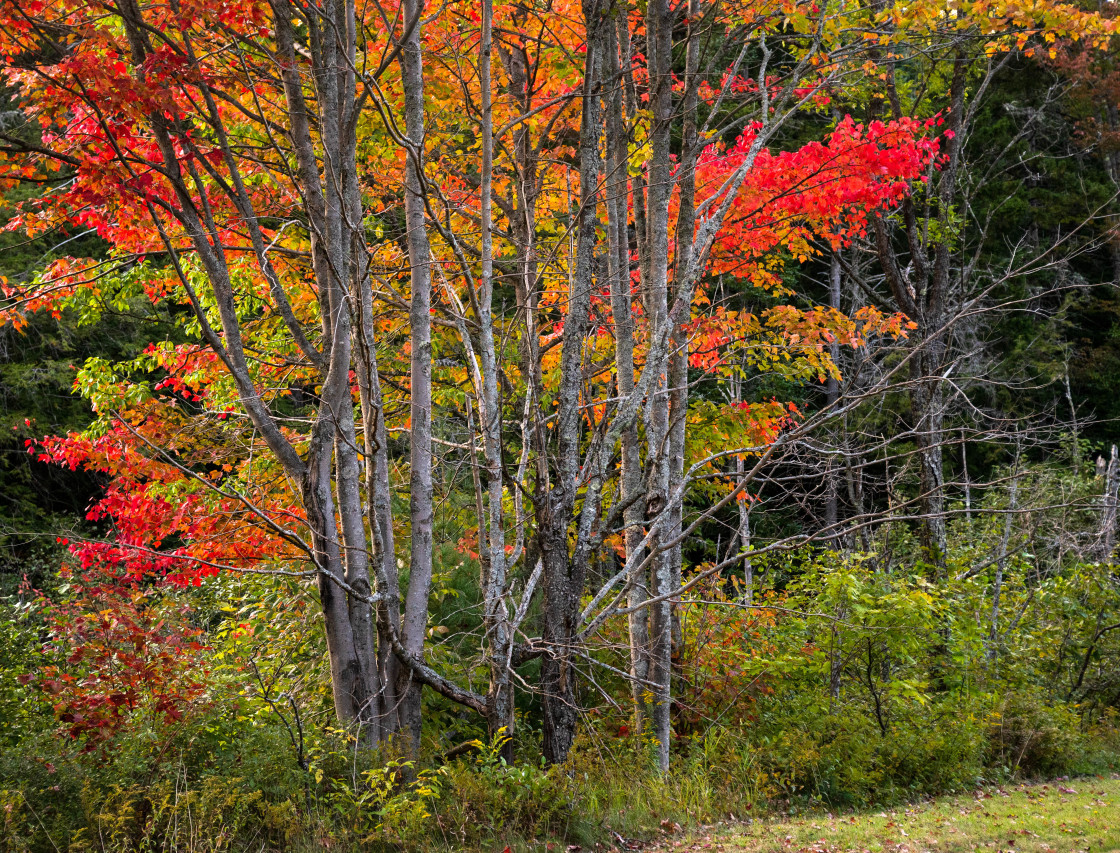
[650,778,1120,853]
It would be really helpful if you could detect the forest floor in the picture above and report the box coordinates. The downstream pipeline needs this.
[648,777,1120,853]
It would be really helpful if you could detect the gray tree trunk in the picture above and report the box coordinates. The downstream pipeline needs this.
[397,0,436,750]
[539,0,606,764]
[643,0,675,773]
[605,19,650,733]
[477,0,516,754]
[825,254,842,543]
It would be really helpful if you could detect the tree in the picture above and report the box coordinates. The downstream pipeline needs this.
[861,0,1118,567]
[1,0,1115,770]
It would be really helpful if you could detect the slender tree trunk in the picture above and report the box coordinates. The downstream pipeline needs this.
[539,0,606,764]
[476,0,516,755]
[872,52,968,574]
[1100,444,1119,561]
[829,604,845,707]
[825,253,842,544]
[665,0,702,692]
[644,0,675,773]
[605,19,650,733]
[304,441,373,727]
[735,454,754,605]
[844,441,871,552]
[913,341,948,568]
[347,114,401,737]
[397,0,435,751]
[1063,362,1082,473]
[961,428,971,523]
[989,459,1020,660]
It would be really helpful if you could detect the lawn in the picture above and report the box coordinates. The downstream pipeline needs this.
[667,778,1120,853]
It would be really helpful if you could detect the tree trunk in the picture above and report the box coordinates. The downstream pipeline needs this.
[644,0,675,773]
[540,516,580,763]
[397,0,436,751]
[604,18,650,734]
[665,0,702,697]
[912,340,948,568]
[304,442,378,729]
[477,0,516,756]
[1100,444,1119,561]
[825,253,842,544]
[538,0,606,765]
[735,452,754,605]
[989,458,1020,660]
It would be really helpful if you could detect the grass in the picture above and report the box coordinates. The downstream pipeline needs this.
[665,778,1120,853]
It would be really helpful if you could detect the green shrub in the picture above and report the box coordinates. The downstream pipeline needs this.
[0,790,32,853]
[741,694,988,808]
[430,735,576,845]
[314,756,441,847]
[987,692,1090,777]
[69,777,299,853]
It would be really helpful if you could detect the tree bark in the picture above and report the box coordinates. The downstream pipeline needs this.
[477,0,516,755]
[397,0,436,751]
[605,18,650,733]
[644,0,675,773]
[825,254,842,544]
[539,0,606,764]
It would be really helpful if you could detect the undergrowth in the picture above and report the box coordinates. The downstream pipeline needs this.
[1,697,1116,853]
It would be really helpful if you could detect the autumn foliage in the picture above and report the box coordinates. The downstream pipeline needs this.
[0,0,1118,796]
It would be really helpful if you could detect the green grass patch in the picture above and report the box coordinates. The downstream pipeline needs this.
[677,777,1120,853]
